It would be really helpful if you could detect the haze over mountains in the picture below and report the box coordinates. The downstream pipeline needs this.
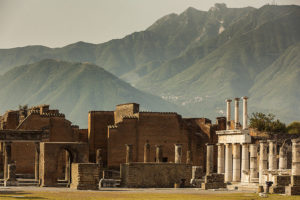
[0,3,299,125]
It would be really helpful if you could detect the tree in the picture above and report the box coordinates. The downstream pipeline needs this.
[249,112,286,134]
[287,122,300,135]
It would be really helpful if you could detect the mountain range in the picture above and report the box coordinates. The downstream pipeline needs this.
[0,3,299,125]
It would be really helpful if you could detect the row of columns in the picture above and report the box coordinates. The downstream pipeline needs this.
[125,143,192,164]
[2,142,40,184]
[226,97,248,130]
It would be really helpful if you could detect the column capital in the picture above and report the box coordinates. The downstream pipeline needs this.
[267,139,276,143]
[174,143,182,147]
[206,143,214,146]
[225,143,232,147]
[242,96,249,100]
[291,138,300,143]
[226,99,232,102]
[217,143,224,146]
[259,140,267,144]
[155,144,162,148]
[234,97,240,101]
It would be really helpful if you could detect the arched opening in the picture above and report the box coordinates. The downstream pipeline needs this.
[56,148,73,187]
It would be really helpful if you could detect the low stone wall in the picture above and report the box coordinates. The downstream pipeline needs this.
[120,162,192,188]
[270,175,290,194]
[201,173,226,189]
[70,163,100,190]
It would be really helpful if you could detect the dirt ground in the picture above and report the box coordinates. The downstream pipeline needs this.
[0,187,299,200]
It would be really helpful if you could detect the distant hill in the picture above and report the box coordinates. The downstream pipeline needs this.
[0,4,299,123]
[0,59,186,127]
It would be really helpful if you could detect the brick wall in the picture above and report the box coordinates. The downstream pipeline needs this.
[70,163,100,190]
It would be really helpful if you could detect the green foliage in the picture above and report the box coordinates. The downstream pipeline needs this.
[249,112,286,134]
[287,121,300,134]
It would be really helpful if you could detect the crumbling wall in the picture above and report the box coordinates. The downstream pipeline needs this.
[120,163,192,188]
[70,163,100,190]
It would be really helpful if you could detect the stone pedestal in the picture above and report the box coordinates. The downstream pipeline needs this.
[232,143,241,182]
[126,144,133,163]
[249,144,258,182]
[206,144,214,175]
[217,144,225,174]
[174,144,182,164]
[241,143,249,182]
[155,145,162,163]
[144,143,150,163]
[259,141,268,185]
[225,143,232,182]
[201,173,226,190]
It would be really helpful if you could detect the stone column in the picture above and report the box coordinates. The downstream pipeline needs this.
[268,140,277,170]
[217,143,225,174]
[259,141,268,184]
[65,151,70,182]
[292,139,300,175]
[279,145,287,170]
[226,99,232,130]
[126,144,133,163]
[155,145,162,163]
[144,142,150,163]
[225,143,233,182]
[34,142,40,181]
[206,144,214,175]
[249,144,258,181]
[242,96,248,130]
[241,143,249,182]
[234,98,240,129]
[4,142,12,181]
[186,150,192,164]
[174,144,182,164]
[96,148,103,166]
[232,143,241,182]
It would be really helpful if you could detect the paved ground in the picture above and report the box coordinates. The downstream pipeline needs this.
[0,187,298,200]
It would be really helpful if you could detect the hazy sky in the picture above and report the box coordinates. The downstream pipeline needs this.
[1,0,299,49]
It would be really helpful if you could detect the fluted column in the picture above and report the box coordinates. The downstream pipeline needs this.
[242,96,248,130]
[259,141,268,184]
[279,145,287,169]
[174,144,182,164]
[217,143,225,174]
[234,98,240,129]
[232,143,241,182]
[126,144,133,163]
[241,143,249,182]
[155,145,162,163]
[206,144,214,175]
[226,99,232,130]
[225,143,233,182]
[144,142,150,163]
[249,144,258,181]
[292,139,300,175]
[268,140,277,170]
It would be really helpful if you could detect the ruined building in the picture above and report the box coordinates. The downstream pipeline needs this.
[0,103,225,187]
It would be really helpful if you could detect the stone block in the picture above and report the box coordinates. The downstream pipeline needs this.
[70,163,100,190]
[201,182,226,190]
[285,186,300,195]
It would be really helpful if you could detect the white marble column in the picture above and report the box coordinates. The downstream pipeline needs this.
[225,143,233,182]
[268,140,277,170]
[234,98,240,129]
[259,141,268,184]
[206,144,214,175]
[241,143,249,182]
[226,99,232,130]
[250,144,258,181]
[174,144,182,164]
[232,143,241,182]
[292,139,300,175]
[217,143,225,174]
[242,96,248,130]
[279,145,287,170]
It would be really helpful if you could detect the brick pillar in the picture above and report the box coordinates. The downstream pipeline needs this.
[126,144,133,163]
[225,143,233,182]
[206,144,214,175]
[232,143,241,182]
[4,142,12,181]
[174,144,182,164]
[144,143,150,163]
[34,142,40,181]
[217,143,225,174]
[155,145,163,163]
